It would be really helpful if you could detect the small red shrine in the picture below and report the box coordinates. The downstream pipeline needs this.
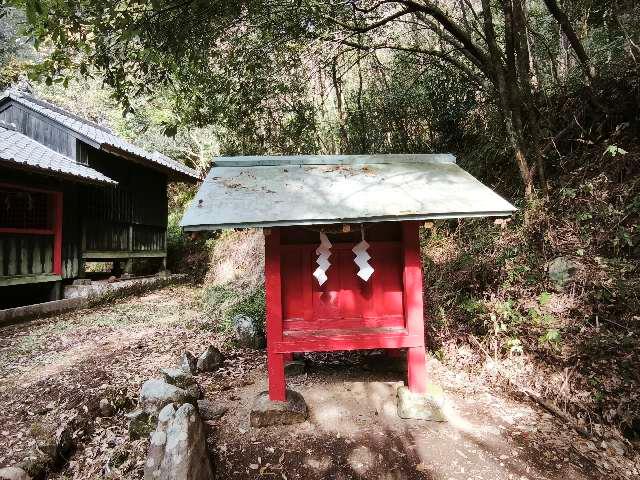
[182,154,515,409]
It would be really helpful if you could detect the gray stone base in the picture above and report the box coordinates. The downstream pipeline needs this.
[284,360,306,376]
[250,389,308,427]
[396,385,447,421]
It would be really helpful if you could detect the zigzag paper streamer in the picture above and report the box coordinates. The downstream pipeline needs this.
[353,228,374,281]
[313,232,332,286]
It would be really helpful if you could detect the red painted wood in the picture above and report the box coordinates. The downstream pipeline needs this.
[274,328,423,353]
[280,241,404,327]
[265,222,427,395]
[0,227,55,235]
[52,191,63,276]
[402,221,427,394]
[0,182,57,194]
[265,228,286,401]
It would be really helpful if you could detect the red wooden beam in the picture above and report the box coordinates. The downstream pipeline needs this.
[265,228,286,401]
[52,191,63,276]
[274,331,423,353]
[0,227,54,235]
[402,221,427,394]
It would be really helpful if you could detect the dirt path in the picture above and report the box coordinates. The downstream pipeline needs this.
[0,285,635,479]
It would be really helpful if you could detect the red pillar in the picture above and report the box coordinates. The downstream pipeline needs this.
[402,221,427,394]
[52,191,63,276]
[265,228,286,401]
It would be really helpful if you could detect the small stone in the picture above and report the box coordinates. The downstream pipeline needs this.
[608,439,626,456]
[0,466,32,480]
[284,360,306,376]
[178,351,197,374]
[161,368,197,390]
[138,379,197,415]
[197,346,224,373]
[231,315,265,348]
[185,383,204,401]
[17,451,52,480]
[126,410,158,440]
[107,275,117,283]
[99,398,114,417]
[548,256,582,288]
[396,385,446,421]
[250,390,308,427]
[72,278,91,286]
[197,400,228,421]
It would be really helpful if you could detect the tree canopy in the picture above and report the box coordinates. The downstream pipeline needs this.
[10,0,640,195]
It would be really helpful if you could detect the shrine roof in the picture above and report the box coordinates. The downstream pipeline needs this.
[181,154,516,230]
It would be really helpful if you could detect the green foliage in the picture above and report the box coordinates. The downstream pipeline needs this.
[538,291,552,307]
[202,283,266,338]
[539,328,562,348]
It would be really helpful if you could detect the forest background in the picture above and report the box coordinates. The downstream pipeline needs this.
[1,0,639,446]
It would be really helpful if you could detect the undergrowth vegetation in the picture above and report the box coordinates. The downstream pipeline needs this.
[423,125,640,440]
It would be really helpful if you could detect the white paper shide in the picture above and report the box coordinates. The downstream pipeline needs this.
[313,232,332,286]
[352,234,374,282]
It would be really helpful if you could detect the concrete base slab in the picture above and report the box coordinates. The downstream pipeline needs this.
[250,389,308,427]
[397,384,447,421]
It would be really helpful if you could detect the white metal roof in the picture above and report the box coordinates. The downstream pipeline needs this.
[181,154,516,230]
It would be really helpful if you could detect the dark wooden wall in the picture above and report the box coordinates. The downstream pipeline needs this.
[82,146,168,253]
[0,102,77,159]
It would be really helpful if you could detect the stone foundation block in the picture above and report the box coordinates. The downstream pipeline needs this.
[397,384,447,421]
[250,389,308,427]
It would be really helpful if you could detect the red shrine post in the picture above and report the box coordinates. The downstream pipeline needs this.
[264,221,426,401]
[180,154,516,424]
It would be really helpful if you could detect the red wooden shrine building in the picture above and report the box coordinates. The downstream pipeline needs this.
[182,154,515,402]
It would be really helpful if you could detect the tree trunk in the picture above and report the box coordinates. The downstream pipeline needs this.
[331,58,348,152]
[542,0,596,80]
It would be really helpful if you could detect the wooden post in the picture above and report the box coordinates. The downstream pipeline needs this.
[52,192,63,276]
[265,227,286,401]
[402,221,427,394]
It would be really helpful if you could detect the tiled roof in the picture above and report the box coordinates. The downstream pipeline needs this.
[0,124,117,184]
[2,90,199,181]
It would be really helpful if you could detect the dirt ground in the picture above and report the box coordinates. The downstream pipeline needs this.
[0,285,637,479]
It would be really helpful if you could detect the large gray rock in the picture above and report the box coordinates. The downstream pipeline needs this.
[161,368,197,390]
[138,379,196,414]
[178,351,197,374]
[144,403,214,480]
[197,346,224,372]
[396,385,446,421]
[231,315,264,348]
[126,409,158,440]
[250,390,308,427]
[0,467,31,480]
[548,256,582,288]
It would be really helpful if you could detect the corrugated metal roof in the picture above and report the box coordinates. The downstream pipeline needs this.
[181,154,516,230]
[1,90,199,182]
[0,124,117,184]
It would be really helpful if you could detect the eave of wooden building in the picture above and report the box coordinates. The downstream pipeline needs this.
[0,90,200,183]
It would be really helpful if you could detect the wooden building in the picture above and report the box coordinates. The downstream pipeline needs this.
[0,90,199,307]
[181,154,515,404]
